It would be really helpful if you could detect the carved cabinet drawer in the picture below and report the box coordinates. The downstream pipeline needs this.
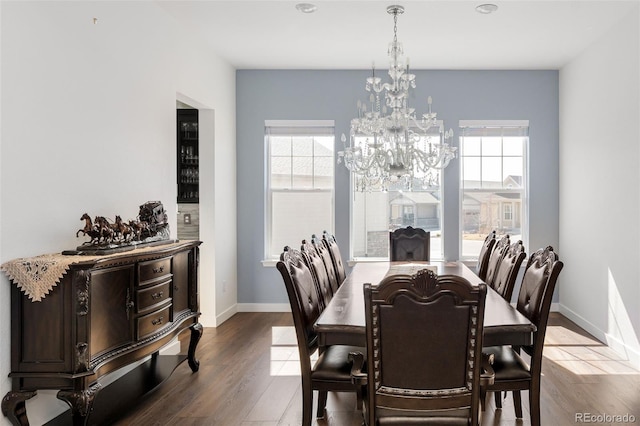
[139,257,172,283]
[136,280,171,313]
[136,304,171,339]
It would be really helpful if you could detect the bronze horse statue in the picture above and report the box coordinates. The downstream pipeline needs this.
[113,215,133,243]
[76,213,101,244]
[128,219,149,241]
[94,216,114,244]
[75,202,167,247]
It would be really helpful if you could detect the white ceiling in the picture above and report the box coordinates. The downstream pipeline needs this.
[157,0,638,70]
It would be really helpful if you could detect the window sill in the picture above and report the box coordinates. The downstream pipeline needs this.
[347,258,389,267]
[261,259,278,267]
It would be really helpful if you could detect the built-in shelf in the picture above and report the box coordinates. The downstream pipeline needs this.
[177,109,199,204]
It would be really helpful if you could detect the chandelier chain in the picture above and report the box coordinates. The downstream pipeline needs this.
[393,10,398,44]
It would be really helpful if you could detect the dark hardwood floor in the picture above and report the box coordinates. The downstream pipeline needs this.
[112,312,640,426]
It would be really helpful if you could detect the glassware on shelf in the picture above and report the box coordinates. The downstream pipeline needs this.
[181,122,199,139]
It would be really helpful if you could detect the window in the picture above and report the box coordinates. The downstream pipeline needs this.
[503,203,513,221]
[350,133,444,260]
[266,120,335,260]
[459,120,529,259]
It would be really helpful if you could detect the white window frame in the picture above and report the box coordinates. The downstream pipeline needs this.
[458,120,529,261]
[263,120,335,265]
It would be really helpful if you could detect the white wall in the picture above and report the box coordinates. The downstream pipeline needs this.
[0,1,236,424]
[559,6,640,369]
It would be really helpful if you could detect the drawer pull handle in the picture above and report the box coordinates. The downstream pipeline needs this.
[151,291,164,300]
[152,316,164,326]
[153,266,165,274]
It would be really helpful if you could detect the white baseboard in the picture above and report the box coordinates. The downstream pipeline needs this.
[237,303,290,312]
[559,303,640,370]
[216,303,238,325]
[559,303,608,342]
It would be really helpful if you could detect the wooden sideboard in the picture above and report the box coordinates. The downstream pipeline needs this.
[1,240,202,426]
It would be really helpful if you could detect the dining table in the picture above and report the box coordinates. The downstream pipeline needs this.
[314,261,536,349]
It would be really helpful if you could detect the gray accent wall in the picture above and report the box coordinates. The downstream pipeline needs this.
[237,70,559,305]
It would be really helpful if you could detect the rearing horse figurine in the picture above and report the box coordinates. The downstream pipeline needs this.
[76,213,101,244]
[76,213,93,237]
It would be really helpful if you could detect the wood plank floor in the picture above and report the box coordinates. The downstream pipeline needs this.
[112,312,640,426]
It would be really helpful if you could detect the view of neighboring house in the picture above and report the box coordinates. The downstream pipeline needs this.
[389,192,441,231]
[462,175,523,235]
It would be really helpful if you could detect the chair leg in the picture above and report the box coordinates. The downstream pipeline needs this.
[302,381,312,426]
[316,390,328,419]
[356,386,363,410]
[513,391,523,419]
[494,391,502,409]
[530,384,541,426]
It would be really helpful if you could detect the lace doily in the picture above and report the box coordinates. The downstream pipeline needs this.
[1,254,73,302]
[386,263,437,277]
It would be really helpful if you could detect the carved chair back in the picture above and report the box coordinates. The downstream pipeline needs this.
[518,246,564,358]
[389,226,430,261]
[311,235,340,294]
[300,240,333,310]
[485,234,510,287]
[476,230,497,280]
[491,240,526,302]
[322,231,347,286]
[363,269,487,425]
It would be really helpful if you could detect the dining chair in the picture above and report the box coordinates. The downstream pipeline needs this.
[299,240,334,310]
[491,240,526,302]
[350,268,493,426]
[389,226,430,261]
[277,248,364,426]
[310,234,340,294]
[484,234,510,288]
[322,231,347,287]
[476,230,497,281]
[482,246,563,426]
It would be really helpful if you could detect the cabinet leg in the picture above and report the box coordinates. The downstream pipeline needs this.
[2,391,37,426]
[57,383,102,426]
[188,322,203,372]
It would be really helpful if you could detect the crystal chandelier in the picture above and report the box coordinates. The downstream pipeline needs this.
[338,5,456,192]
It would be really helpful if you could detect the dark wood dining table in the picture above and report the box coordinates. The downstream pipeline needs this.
[314,261,536,348]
